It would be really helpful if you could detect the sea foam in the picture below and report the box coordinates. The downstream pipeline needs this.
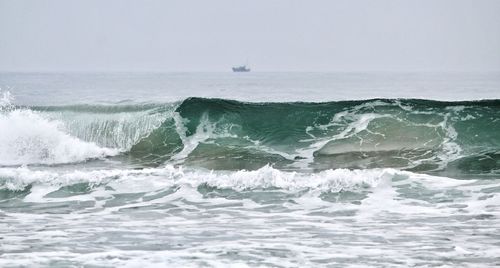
[0,100,118,166]
[0,164,440,194]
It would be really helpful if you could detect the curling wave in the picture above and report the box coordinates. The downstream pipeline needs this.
[0,95,118,166]
[1,93,499,174]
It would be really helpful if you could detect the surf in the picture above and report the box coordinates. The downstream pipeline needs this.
[1,92,499,175]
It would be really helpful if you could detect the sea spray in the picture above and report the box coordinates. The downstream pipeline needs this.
[0,92,118,165]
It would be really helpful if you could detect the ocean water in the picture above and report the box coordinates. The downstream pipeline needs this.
[1,72,500,267]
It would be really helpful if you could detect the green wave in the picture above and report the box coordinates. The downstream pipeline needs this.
[23,98,500,174]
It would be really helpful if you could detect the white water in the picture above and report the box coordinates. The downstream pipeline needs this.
[0,165,393,193]
[0,92,118,165]
[1,165,499,267]
[1,73,500,267]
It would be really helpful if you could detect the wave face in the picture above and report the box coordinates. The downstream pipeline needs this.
[1,95,500,174]
[171,98,500,174]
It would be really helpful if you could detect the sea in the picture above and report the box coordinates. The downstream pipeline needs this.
[0,72,499,267]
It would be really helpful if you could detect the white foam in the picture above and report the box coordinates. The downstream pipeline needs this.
[298,100,468,171]
[172,112,237,161]
[0,108,118,166]
[0,165,395,193]
[297,111,390,165]
[0,90,14,110]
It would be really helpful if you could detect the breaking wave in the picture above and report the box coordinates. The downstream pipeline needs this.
[1,91,499,174]
[0,93,118,165]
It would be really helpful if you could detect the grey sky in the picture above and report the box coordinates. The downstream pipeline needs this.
[1,0,499,72]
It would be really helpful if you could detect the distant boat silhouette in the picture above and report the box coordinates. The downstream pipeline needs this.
[232,65,250,72]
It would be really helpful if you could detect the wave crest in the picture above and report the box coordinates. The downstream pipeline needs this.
[1,95,499,173]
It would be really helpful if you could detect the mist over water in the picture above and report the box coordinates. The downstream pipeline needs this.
[0,72,499,267]
[3,72,500,105]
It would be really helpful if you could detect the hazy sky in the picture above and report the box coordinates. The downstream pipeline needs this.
[1,0,499,72]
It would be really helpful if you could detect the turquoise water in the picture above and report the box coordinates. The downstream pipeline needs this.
[1,72,500,267]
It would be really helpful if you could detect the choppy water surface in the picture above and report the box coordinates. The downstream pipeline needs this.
[1,72,500,267]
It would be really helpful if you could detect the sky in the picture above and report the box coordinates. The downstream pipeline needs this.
[1,0,499,72]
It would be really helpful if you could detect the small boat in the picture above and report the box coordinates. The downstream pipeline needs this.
[232,65,250,72]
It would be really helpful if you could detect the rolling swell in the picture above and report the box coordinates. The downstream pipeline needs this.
[2,96,500,174]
